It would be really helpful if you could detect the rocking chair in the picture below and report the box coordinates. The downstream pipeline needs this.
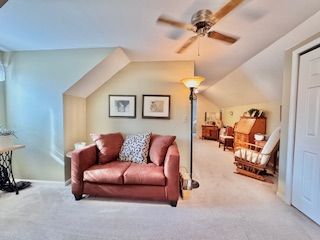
[234,127,281,183]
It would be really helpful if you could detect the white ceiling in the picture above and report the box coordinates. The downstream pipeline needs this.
[1,0,320,97]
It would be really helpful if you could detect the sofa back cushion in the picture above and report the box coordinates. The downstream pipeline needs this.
[149,134,176,166]
[119,132,152,164]
[90,133,124,164]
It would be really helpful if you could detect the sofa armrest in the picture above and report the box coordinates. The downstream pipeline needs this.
[164,142,180,201]
[71,144,97,195]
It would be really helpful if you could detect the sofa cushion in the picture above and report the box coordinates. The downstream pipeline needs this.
[149,134,176,166]
[119,132,151,164]
[90,132,124,164]
[123,163,165,186]
[83,161,131,184]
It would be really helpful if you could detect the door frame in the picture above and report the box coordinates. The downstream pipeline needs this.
[285,37,320,204]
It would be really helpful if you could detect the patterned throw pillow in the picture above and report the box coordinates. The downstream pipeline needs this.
[119,132,152,164]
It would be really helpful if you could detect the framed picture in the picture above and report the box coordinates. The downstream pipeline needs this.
[142,95,170,119]
[109,95,136,118]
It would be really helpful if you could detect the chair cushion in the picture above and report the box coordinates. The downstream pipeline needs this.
[90,132,124,164]
[220,135,234,140]
[83,161,131,184]
[235,148,270,164]
[219,128,226,137]
[149,134,176,166]
[119,132,151,164]
[124,163,165,186]
[261,127,281,155]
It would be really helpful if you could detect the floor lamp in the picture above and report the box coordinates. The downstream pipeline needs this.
[181,76,204,189]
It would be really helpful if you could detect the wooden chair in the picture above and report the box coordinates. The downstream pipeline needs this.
[233,127,281,183]
[219,126,234,151]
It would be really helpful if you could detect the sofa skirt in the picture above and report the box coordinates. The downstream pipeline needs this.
[83,182,167,201]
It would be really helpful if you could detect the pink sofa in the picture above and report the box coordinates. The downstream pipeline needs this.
[71,141,180,207]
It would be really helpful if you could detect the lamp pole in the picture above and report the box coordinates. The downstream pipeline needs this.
[189,87,199,189]
[181,76,204,189]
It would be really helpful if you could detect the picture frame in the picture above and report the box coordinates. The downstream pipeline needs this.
[109,95,136,118]
[142,95,170,119]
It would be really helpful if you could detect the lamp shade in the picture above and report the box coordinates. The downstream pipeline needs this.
[181,76,204,89]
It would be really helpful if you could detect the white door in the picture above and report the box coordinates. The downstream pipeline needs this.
[292,46,320,225]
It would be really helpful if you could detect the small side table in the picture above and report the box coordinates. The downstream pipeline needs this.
[65,151,74,159]
[0,145,31,194]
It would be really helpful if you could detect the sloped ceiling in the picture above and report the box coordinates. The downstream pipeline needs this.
[202,11,320,107]
[64,48,130,98]
[0,0,320,105]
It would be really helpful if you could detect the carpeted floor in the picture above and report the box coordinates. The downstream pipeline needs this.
[0,139,319,240]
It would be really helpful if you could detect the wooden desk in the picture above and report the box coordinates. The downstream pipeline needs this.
[202,125,219,140]
[234,117,266,148]
[0,145,31,194]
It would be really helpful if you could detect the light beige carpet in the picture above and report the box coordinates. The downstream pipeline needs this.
[0,139,319,240]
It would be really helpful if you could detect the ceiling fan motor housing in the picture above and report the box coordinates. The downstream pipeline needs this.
[191,9,215,34]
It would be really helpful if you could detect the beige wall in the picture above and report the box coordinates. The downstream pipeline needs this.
[86,61,194,170]
[196,94,219,138]
[63,94,87,180]
[278,32,320,200]
[221,101,281,135]
[63,95,87,151]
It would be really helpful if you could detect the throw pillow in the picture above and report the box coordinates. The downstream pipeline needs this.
[119,132,152,164]
[149,134,176,166]
[90,133,124,164]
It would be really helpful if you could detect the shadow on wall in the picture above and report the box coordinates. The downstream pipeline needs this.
[202,69,273,108]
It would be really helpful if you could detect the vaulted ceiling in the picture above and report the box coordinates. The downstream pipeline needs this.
[1,0,320,106]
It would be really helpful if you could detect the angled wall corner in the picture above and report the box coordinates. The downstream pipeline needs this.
[64,48,131,98]
[63,47,131,181]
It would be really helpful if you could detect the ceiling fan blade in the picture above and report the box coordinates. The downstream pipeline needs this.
[212,0,244,23]
[207,31,238,44]
[157,15,196,32]
[0,0,8,8]
[176,35,199,54]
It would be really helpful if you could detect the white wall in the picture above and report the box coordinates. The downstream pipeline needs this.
[278,32,320,201]
[4,48,112,181]
[221,101,281,135]
[0,81,5,125]
[0,52,5,125]
[86,61,194,171]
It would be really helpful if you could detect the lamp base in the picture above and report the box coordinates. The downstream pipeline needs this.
[191,179,200,189]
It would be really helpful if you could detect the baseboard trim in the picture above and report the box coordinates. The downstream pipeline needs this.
[15,179,66,186]
[277,191,288,204]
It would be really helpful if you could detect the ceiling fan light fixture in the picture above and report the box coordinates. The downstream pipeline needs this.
[157,0,243,54]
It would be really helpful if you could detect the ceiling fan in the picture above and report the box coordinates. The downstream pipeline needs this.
[157,0,243,54]
[0,0,8,8]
